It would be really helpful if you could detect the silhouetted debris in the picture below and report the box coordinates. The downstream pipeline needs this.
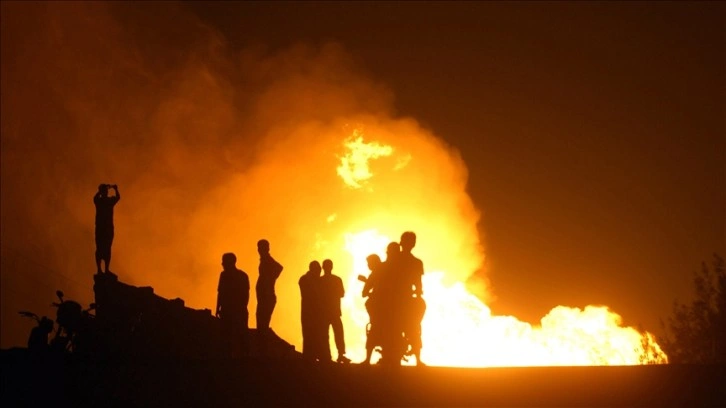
[93,272,298,360]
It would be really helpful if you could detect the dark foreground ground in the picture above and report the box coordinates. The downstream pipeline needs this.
[2,348,724,407]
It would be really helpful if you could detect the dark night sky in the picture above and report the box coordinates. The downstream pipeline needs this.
[185,2,725,329]
[1,1,723,348]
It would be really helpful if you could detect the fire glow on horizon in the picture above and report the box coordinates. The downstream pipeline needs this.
[0,3,669,364]
[333,129,667,366]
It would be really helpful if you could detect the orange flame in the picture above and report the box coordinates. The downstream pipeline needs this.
[334,130,667,366]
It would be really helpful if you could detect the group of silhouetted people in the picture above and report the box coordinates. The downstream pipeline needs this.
[93,184,284,356]
[215,240,283,357]
[92,184,426,364]
[300,231,427,366]
[299,259,351,363]
[361,232,426,365]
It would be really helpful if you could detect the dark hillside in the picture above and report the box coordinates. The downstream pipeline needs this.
[3,274,724,407]
[2,350,725,407]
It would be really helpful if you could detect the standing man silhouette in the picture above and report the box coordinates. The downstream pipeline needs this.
[399,231,426,366]
[256,239,283,333]
[299,260,324,361]
[361,253,384,364]
[93,184,120,274]
[216,252,250,357]
[320,259,350,363]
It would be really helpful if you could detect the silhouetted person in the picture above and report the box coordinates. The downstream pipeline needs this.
[256,239,283,334]
[320,259,350,363]
[399,231,426,366]
[27,316,54,352]
[216,253,250,357]
[400,232,423,296]
[375,241,409,365]
[361,254,383,364]
[94,184,120,274]
[299,260,327,361]
[380,241,402,308]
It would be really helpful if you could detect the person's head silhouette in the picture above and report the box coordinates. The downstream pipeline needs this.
[400,231,416,253]
[222,253,237,271]
[309,260,321,275]
[322,259,333,275]
[98,184,108,196]
[257,239,270,256]
[366,254,381,271]
[386,241,400,261]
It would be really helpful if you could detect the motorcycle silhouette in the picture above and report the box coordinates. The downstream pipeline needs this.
[358,274,413,366]
[18,311,54,352]
[19,290,96,353]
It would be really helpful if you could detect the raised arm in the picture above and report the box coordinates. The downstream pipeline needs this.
[112,185,121,202]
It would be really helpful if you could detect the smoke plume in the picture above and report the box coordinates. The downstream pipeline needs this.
[0,2,485,349]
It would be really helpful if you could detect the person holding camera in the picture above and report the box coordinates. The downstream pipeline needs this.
[94,183,120,274]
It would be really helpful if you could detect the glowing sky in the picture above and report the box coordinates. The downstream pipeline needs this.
[1,2,723,357]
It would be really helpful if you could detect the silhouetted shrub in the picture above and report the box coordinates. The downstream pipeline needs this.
[661,254,725,364]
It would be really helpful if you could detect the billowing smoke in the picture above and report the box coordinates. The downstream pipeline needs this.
[1,2,486,350]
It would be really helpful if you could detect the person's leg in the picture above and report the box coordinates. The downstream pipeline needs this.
[301,318,311,359]
[268,296,276,329]
[332,317,344,354]
[96,229,113,273]
[255,303,263,331]
[256,301,268,330]
[332,317,349,362]
[256,296,276,331]
[94,232,103,274]
[363,323,372,364]
[104,233,114,273]
[321,321,332,361]
[414,298,426,365]
[95,251,102,274]
[241,310,249,356]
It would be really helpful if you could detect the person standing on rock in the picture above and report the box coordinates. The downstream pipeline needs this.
[94,183,120,274]
[256,239,283,333]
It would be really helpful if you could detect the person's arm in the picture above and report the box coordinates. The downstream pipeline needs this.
[112,185,120,202]
[272,258,283,279]
[215,274,222,317]
[361,272,374,297]
[414,260,424,296]
[338,277,345,298]
[242,274,250,308]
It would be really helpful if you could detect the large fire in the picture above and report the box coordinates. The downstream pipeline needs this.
[0,4,670,363]
[330,129,667,366]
